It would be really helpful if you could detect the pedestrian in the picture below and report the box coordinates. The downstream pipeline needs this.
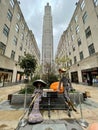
[58,68,77,113]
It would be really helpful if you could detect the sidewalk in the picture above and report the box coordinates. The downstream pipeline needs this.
[72,83,98,103]
[0,84,25,130]
[0,84,25,102]
[72,83,98,130]
[0,83,98,130]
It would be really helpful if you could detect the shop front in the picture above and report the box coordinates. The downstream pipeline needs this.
[0,68,13,87]
[82,67,98,86]
[71,71,79,83]
[16,71,24,82]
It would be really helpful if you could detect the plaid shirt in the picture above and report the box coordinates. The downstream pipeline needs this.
[59,76,73,91]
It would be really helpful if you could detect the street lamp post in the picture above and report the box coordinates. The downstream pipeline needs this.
[23,68,29,110]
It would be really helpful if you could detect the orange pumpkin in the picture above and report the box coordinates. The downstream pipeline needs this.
[50,81,64,94]
[88,123,98,130]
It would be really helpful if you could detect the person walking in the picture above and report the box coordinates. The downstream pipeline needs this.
[58,68,77,116]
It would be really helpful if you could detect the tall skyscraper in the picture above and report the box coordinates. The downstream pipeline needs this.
[42,3,54,73]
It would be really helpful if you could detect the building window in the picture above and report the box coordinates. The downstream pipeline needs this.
[17,13,21,20]
[18,56,22,62]
[3,24,10,37]
[79,51,84,60]
[7,9,13,21]
[94,0,98,6]
[85,26,91,38]
[71,35,74,41]
[20,44,23,51]
[0,42,6,55]
[82,11,88,24]
[11,50,15,60]
[69,59,72,66]
[81,0,85,10]
[74,56,77,64]
[88,43,95,55]
[67,32,69,38]
[70,25,73,31]
[72,45,75,51]
[13,36,18,46]
[21,33,24,40]
[25,31,28,37]
[25,39,27,46]
[77,38,82,46]
[76,25,79,34]
[15,24,19,33]
[22,23,25,30]
[68,41,71,46]
[75,15,78,23]
[10,0,14,8]
[69,52,71,55]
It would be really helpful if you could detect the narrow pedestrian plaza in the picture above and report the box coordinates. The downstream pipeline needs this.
[0,83,98,130]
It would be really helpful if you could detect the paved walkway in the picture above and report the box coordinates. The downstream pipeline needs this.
[72,83,98,130]
[0,83,98,130]
[0,84,25,130]
[0,83,25,102]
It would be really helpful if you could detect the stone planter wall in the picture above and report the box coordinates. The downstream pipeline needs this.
[10,92,84,105]
[11,93,32,105]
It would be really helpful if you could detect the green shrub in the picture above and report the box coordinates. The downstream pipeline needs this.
[19,73,58,94]
[19,83,35,94]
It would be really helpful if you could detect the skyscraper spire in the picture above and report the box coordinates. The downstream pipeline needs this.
[42,3,54,73]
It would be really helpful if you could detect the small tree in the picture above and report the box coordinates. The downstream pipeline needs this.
[19,53,37,80]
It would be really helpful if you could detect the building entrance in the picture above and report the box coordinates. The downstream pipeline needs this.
[82,67,98,86]
[71,71,79,83]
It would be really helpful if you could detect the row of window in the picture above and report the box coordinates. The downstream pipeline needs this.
[94,0,98,6]
[80,0,97,16]
[0,42,6,55]
[0,42,22,61]
[70,17,91,42]
[3,24,25,42]
[2,23,32,58]
[3,3,26,39]
[62,0,97,67]
[70,43,95,65]
[67,0,97,44]
[11,50,22,61]
[67,18,92,52]
[0,0,38,62]
[0,42,14,59]
[6,0,25,34]
[67,26,92,56]
[66,2,93,54]
[10,0,14,8]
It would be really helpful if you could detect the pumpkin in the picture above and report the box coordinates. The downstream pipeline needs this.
[50,81,64,94]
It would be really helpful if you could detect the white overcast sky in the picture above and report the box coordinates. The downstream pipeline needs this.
[19,0,78,57]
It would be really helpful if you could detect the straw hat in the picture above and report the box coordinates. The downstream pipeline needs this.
[33,79,47,87]
[58,68,67,73]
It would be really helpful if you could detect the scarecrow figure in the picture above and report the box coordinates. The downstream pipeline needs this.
[58,68,77,116]
[28,79,47,124]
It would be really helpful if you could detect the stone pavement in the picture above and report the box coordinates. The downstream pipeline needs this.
[0,83,98,130]
[0,83,25,102]
[0,84,25,130]
[72,83,98,130]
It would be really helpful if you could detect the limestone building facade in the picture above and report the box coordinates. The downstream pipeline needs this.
[42,3,54,73]
[56,0,98,85]
[0,0,40,86]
